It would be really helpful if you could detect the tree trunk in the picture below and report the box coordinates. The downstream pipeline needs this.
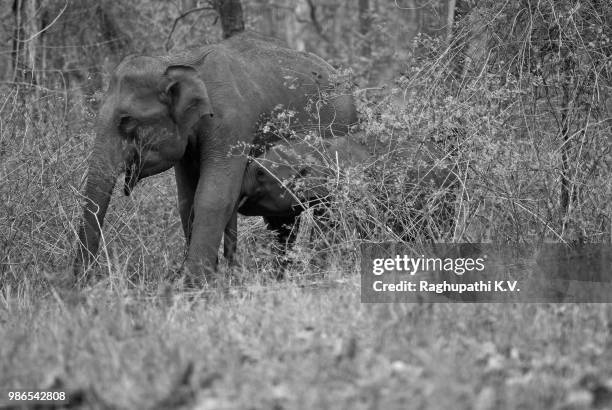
[446,0,456,45]
[96,2,130,56]
[12,0,39,85]
[215,0,245,39]
[12,0,41,116]
[285,0,307,51]
[559,84,572,220]
[261,1,276,38]
[359,0,371,57]
[11,0,22,82]
[40,5,49,87]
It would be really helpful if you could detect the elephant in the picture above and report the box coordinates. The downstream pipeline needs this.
[75,32,358,282]
[222,135,370,261]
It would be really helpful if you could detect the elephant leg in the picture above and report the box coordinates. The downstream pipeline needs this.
[186,155,246,281]
[263,215,299,252]
[174,160,198,244]
[223,206,238,263]
[263,215,298,279]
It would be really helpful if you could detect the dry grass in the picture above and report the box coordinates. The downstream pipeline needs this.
[2,278,612,409]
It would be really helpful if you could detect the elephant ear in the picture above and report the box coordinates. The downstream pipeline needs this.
[160,65,214,131]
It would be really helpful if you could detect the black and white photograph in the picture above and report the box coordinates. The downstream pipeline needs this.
[1,0,611,408]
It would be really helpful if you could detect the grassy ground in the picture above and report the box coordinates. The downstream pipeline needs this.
[2,270,612,409]
[0,113,610,409]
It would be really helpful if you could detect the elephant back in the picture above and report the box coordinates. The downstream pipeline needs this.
[261,136,370,200]
[200,32,358,138]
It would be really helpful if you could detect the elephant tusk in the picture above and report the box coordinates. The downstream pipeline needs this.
[237,196,248,208]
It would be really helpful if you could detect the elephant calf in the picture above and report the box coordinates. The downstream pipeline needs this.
[223,136,370,261]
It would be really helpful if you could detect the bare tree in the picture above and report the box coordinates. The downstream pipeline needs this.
[214,0,245,39]
[446,0,456,45]
[165,4,215,51]
[12,0,40,84]
[96,2,130,56]
[359,0,371,56]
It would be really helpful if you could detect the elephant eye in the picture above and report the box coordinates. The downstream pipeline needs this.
[119,115,138,136]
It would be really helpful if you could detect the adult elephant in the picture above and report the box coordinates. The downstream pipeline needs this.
[75,32,357,281]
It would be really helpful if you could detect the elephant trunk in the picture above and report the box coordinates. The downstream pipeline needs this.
[75,134,123,274]
[124,150,176,196]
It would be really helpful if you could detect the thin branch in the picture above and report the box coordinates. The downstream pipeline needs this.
[266,2,294,11]
[165,5,214,51]
[21,0,68,42]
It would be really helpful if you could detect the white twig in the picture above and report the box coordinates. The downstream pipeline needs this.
[22,0,68,42]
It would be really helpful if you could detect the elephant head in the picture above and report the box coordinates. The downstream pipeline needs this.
[239,156,305,217]
[238,142,332,218]
[75,54,214,270]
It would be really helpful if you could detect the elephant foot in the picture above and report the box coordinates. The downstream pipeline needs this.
[180,258,234,290]
[271,252,300,280]
[182,273,207,290]
[72,259,108,288]
[271,260,287,280]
